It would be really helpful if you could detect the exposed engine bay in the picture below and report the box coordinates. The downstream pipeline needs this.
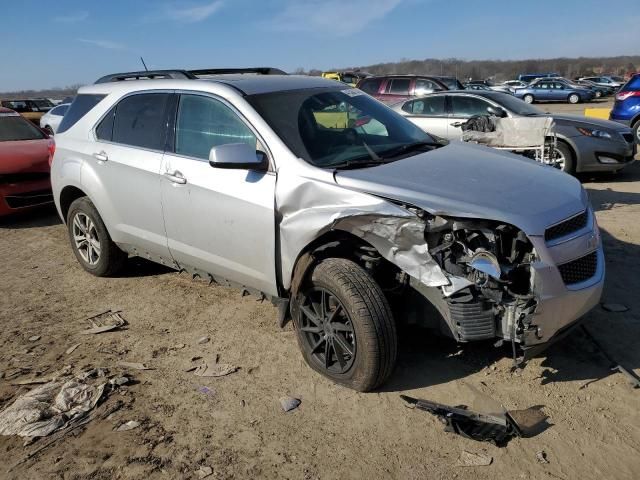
[420,213,539,345]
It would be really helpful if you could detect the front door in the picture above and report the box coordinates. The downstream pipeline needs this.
[160,93,278,296]
[448,95,494,139]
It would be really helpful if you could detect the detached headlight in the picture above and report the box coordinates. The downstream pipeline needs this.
[577,127,612,140]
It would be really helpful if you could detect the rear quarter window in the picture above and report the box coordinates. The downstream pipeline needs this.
[0,116,47,141]
[57,94,106,134]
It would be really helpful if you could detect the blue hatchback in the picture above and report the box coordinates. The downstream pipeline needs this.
[610,74,640,143]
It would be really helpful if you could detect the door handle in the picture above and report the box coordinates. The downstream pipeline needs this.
[93,151,108,162]
[164,171,187,184]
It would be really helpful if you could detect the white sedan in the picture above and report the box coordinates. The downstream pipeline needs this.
[39,103,69,135]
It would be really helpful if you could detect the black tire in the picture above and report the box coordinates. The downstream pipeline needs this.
[554,141,576,174]
[523,94,534,104]
[292,258,397,392]
[43,125,54,136]
[568,93,580,104]
[66,197,126,276]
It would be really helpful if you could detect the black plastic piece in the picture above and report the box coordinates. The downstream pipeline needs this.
[401,395,521,447]
[447,294,495,341]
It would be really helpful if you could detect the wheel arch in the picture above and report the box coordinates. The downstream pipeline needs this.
[59,185,89,223]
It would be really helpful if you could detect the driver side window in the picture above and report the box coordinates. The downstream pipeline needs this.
[175,94,257,161]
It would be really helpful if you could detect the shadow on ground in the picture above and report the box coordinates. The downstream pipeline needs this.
[0,205,61,229]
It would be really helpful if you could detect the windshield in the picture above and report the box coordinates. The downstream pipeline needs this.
[487,92,543,115]
[247,88,439,168]
[0,115,47,141]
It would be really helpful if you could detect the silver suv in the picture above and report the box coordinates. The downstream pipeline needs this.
[51,72,604,391]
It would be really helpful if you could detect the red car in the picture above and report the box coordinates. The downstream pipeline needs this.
[356,75,449,104]
[0,107,55,216]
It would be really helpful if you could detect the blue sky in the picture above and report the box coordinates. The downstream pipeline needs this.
[1,0,638,91]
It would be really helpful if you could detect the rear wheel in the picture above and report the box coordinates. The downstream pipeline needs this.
[594,91,602,99]
[523,94,534,104]
[293,258,397,392]
[568,93,580,104]
[66,197,126,276]
[43,125,53,136]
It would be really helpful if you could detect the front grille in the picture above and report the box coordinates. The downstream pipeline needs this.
[545,210,588,242]
[622,133,634,143]
[558,251,598,285]
[4,189,53,209]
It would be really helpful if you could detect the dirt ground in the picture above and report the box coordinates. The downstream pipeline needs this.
[1,110,639,479]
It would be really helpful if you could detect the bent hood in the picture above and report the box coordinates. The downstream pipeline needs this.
[334,141,587,236]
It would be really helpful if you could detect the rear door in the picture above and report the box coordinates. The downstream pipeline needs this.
[160,92,278,296]
[401,95,449,137]
[448,95,495,139]
[380,78,411,104]
[91,91,171,260]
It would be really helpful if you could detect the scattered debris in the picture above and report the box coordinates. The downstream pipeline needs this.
[508,406,551,437]
[118,361,151,371]
[280,396,301,412]
[65,343,81,355]
[601,303,629,313]
[171,343,186,350]
[197,336,210,345]
[116,420,140,432]
[581,325,640,389]
[0,369,108,437]
[456,451,493,467]
[28,335,41,342]
[109,376,130,387]
[401,394,521,446]
[194,363,238,377]
[536,450,549,464]
[196,465,213,479]
[80,311,127,335]
[197,386,216,397]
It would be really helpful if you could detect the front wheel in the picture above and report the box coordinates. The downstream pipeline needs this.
[292,258,397,392]
[523,94,534,104]
[553,141,575,174]
[66,197,127,276]
[568,94,580,104]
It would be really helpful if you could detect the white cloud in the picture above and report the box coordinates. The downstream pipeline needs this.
[77,39,127,50]
[164,1,224,23]
[53,11,89,23]
[269,0,403,36]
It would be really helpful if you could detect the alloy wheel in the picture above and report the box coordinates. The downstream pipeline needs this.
[552,147,566,170]
[72,212,101,265]
[298,287,356,374]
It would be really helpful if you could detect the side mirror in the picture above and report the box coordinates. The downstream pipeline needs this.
[487,106,507,117]
[209,143,268,171]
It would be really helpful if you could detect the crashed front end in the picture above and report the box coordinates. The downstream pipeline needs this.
[407,208,603,356]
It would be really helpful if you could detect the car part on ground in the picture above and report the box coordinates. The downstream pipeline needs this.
[401,394,522,446]
[0,108,54,216]
[52,73,604,391]
[392,90,636,173]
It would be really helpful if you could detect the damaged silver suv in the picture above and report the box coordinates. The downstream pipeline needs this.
[51,72,604,391]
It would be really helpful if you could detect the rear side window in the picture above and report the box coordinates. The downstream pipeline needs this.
[0,115,47,141]
[58,94,106,134]
[403,96,446,116]
[50,104,69,116]
[175,94,256,161]
[358,78,383,95]
[111,93,170,150]
[624,75,640,90]
[386,79,410,95]
[451,96,492,117]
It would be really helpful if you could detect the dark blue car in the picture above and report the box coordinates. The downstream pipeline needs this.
[513,79,594,104]
[610,74,640,143]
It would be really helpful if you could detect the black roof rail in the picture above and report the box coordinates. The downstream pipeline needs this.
[95,67,288,84]
[94,70,196,84]
[188,67,287,77]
